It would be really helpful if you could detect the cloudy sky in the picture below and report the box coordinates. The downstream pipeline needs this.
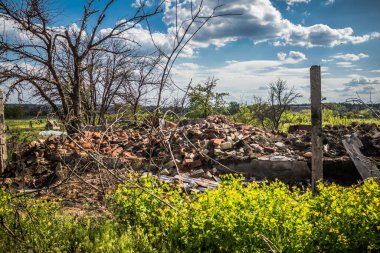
[3,0,380,103]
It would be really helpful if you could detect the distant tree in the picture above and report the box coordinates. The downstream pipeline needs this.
[228,101,240,115]
[232,105,253,124]
[250,79,301,130]
[4,104,25,119]
[188,78,228,118]
[267,79,302,130]
[251,96,270,128]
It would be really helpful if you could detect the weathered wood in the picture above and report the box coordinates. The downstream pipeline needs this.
[310,65,323,195]
[0,89,6,173]
[342,133,380,184]
[159,175,219,192]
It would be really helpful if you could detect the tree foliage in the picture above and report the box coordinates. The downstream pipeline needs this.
[188,78,228,118]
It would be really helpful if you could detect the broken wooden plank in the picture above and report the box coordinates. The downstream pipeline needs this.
[310,65,323,195]
[342,133,380,184]
[159,174,220,190]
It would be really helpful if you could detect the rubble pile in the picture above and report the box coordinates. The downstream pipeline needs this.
[2,116,379,205]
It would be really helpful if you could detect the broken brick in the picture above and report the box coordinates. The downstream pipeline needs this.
[211,138,224,145]
[263,147,275,153]
[183,159,194,166]
[303,152,312,158]
[191,159,202,168]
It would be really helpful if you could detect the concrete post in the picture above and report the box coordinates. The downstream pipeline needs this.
[310,66,323,195]
[0,89,6,173]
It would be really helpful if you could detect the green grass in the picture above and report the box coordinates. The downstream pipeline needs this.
[280,109,380,132]
[232,108,380,131]
[4,118,63,143]
[5,118,46,129]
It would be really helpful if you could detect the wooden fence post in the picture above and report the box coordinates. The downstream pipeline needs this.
[0,89,7,173]
[310,66,323,195]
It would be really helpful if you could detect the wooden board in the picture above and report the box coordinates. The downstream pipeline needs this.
[342,133,380,184]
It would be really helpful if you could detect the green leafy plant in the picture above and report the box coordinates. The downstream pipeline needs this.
[1,178,379,252]
[188,78,229,118]
[111,176,380,252]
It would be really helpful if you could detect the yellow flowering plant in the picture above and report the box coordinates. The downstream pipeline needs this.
[1,177,379,252]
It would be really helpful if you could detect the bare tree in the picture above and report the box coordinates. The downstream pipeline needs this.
[0,0,162,133]
[82,40,134,125]
[267,79,302,130]
[117,55,160,120]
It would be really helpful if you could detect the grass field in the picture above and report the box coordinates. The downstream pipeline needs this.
[5,118,62,143]
[280,110,380,132]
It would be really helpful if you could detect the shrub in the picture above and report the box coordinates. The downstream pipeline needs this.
[188,78,229,118]
[0,188,153,252]
[232,105,253,125]
[1,178,379,252]
[111,177,380,252]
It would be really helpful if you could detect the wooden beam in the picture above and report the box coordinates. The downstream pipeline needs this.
[310,65,323,195]
[0,89,6,173]
[342,133,380,185]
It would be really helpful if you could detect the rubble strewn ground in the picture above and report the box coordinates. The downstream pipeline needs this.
[1,116,380,208]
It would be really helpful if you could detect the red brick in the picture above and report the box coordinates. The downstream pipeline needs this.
[211,138,224,145]
[191,159,202,168]
[183,158,194,166]
[263,147,275,153]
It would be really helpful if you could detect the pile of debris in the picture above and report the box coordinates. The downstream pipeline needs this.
[2,116,379,205]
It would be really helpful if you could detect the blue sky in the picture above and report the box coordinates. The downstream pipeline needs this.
[3,0,380,103]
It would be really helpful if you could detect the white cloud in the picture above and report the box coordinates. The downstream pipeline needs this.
[171,58,313,102]
[281,0,311,10]
[162,0,380,50]
[324,0,335,6]
[2,0,380,61]
[171,56,380,103]
[99,23,197,58]
[277,52,287,61]
[340,76,380,97]
[132,0,153,8]
[0,16,38,42]
[277,25,380,48]
[336,61,355,68]
[277,51,307,63]
[331,53,369,61]
[285,0,311,6]
[344,76,380,87]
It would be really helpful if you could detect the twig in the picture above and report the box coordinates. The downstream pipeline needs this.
[260,234,280,253]
[0,215,24,242]
[66,135,180,212]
